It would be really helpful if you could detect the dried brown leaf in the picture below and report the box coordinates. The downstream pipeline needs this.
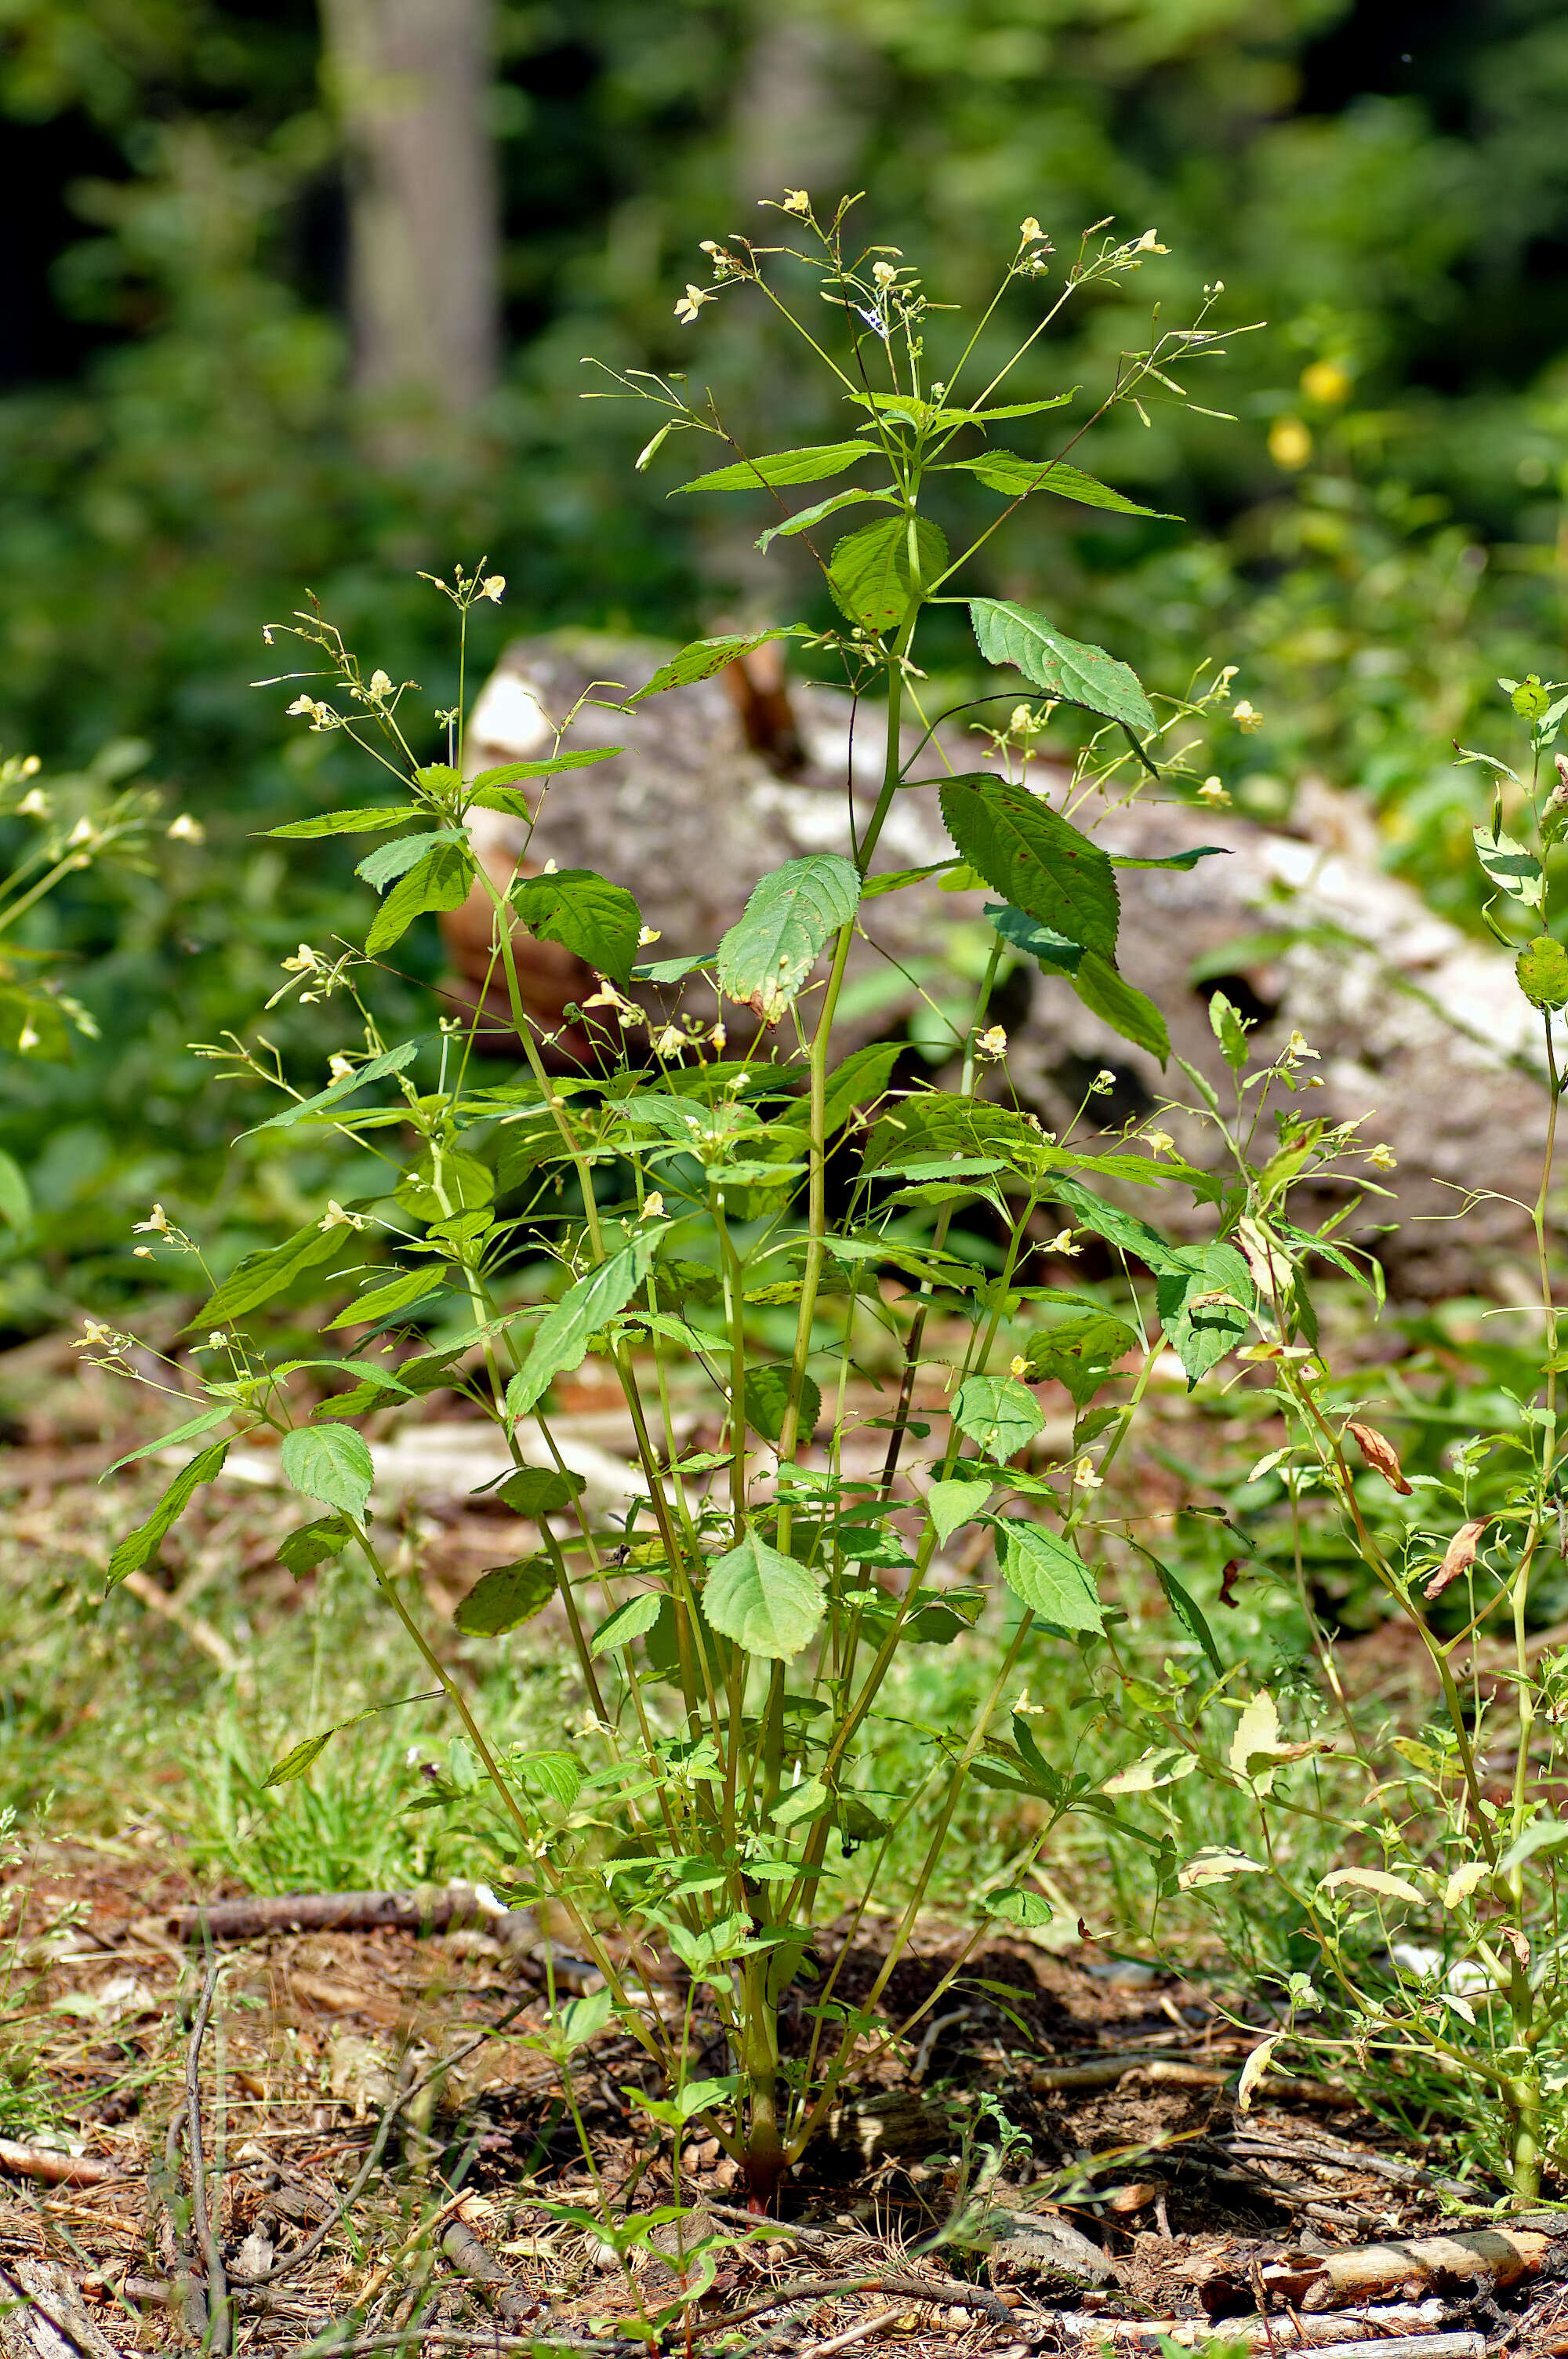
[1345,1420,1412,1495]
[1424,1515,1491,1601]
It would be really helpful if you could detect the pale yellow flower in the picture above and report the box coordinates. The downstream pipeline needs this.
[782,189,810,214]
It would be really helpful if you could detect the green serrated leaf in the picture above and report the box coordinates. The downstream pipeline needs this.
[506,1235,662,1419]
[1071,950,1170,1065]
[107,1442,230,1589]
[105,1406,234,1474]
[742,1365,821,1445]
[673,442,879,493]
[927,1474,994,1546]
[495,1464,587,1517]
[994,1518,1105,1631]
[590,1593,664,1655]
[1473,821,1544,914]
[953,1373,1044,1460]
[513,867,641,990]
[717,854,860,1025]
[985,900,1083,974]
[1156,1241,1253,1387]
[324,1266,448,1332]
[1518,936,1568,1011]
[1209,990,1250,1071]
[941,775,1119,958]
[828,514,948,630]
[967,598,1156,736]
[278,1515,354,1579]
[945,452,1175,517]
[756,489,898,553]
[470,747,622,791]
[822,1040,903,1133]
[266,806,416,840]
[629,627,809,702]
[704,1532,826,1659]
[356,829,466,893]
[189,1215,356,1327]
[245,1039,425,1139]
[365,841,476,956]
[454,1557,557,1635]
[280,1424,373,1521]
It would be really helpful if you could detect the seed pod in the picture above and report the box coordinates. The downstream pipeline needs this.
[1423,1515,1491,1601]
[1345,1419,1412,1494]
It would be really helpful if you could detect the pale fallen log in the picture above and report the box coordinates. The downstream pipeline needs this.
[1029,2055,1351,2106]
[0,2139,115,2188]
[1054,2321,1475,2358]
[1199,2228,1554,2315]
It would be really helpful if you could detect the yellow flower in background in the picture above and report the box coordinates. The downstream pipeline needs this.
[1301,359,1352,406]
[1269,416,1313,471]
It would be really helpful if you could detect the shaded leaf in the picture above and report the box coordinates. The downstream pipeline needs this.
[940,774,1119,959]
[356,829,465,892]
[1156,1241,1252,1386]
[496,1465,587,1518]
[513,867,641,990]
[245,1038,424,1138]
[953,1373,1043,1459]
[455,1557,557,1635]
[470,747,621,790]
[630,627,809,702]
[717,854,861,1025]
[1071,951,1170,1064]
[365,841,475,956]
[0,1149,31,1229]
[742,1365,821,1445]
[278,1515,354,1579]
[590,1593,664,1655]
[190,1216,355,1327]
[927,1475,993,1546]
[106,1406,234,1473]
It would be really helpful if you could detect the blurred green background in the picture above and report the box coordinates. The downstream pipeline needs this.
[3,0,1567,1331]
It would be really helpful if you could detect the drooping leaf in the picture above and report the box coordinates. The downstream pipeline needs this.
[1152,1559,1225,1675]
[953,1374,1044,1459]
[278,1515,354,1579]
[1424,1516,1492,1602]
[1050,1176,1181,1276]
[1156,1241,1253,1386]
[629,627,810,702]
[927,1474,994,1546]
[1070,951,1170,1064]
[106,1406,235,1473]
[717,853,861,1025]
[940,775,1120,958]
[822,1041,903,1134]
[673,442,879,493]
[365,841,476,956]
[703,1532,826,1659]
[1111,845,1230,871]
[189,1215,357,1328]
[506,1235,661,1418]
[395,1149,495,1223]
[742,1365,822,1445]
[756,489,898,552]
[324,1266,450,1332]
[827,515,949,631]
[1179,1848,1269,1889]
[513,867,641,990]
[1209,990,1250,1071]
[1021,1308,1138,1408]
[985,901,1083,974]
[1473,820,1544,913]
[263,1688,438,1787]
[454,1557,557,1635]
[944,452,1175,517]
[106,1442,230,1589]
[1103,1746,1200,1794]
[1317,1866,1425,1906]
[589,1593,664,1655]
[1345,1420,1412,1495]
[495,1465,587,1517]
[470,747,621,791]
[280,1424,374,1521]
[993,1519,1105,1632]
[356,829,466,892]
[267,806,416,839]
[245,1038,425,1138]
[967,598,1156,738]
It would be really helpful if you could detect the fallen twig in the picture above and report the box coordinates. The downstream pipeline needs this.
[0,2259,102,2359]
[1224,2132,1475,2206]
[440,2218,541,2328]
[156,1883,540,1948]
[702,2272,1014,2335]
[0,2140,115,2189]
[800,2308,906,2359]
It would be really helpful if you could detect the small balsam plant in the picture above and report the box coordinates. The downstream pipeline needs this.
[98,195,1254,2205]
[1079,676,1568,2199]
